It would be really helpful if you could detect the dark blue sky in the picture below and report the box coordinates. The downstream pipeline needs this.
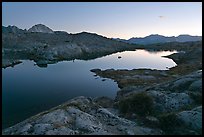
[2,2,202,39]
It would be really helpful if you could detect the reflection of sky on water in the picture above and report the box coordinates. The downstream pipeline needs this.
[74,49,177,70]
[2,49,177,129]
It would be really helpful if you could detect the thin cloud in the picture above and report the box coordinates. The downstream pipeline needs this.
[158,16,165,19]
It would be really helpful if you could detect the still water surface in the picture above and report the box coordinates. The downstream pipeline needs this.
[2,49,177,129]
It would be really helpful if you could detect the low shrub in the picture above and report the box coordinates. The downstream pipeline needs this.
[189,92,202,105]
[158,112,182,133]
[118,92,154,116]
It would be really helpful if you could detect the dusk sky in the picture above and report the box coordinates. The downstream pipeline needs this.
[2,2,202,39]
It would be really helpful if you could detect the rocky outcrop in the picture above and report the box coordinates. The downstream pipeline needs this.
[2,96,162,135]
[146,91,192,112]
[116,70,202,111]
[177,106,202,131]
[92,64,202,135]
[164,70,202,92]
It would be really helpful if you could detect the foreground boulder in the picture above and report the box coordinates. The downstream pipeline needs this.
[2,96,162,135]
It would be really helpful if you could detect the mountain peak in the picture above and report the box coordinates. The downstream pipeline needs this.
[28,24,54,33]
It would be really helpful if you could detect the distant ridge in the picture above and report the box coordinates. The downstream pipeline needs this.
[115,34,202,45]
[2,25,25,34]
[2,24,202,45]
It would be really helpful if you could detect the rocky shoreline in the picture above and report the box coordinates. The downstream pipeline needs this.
[2,25,202,135]
[2,69,202,135]
[2,24,139,68]
[2,59,22,68]
[2,41,202,135]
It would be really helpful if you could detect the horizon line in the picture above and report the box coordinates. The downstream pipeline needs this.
[2,24,202,40]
